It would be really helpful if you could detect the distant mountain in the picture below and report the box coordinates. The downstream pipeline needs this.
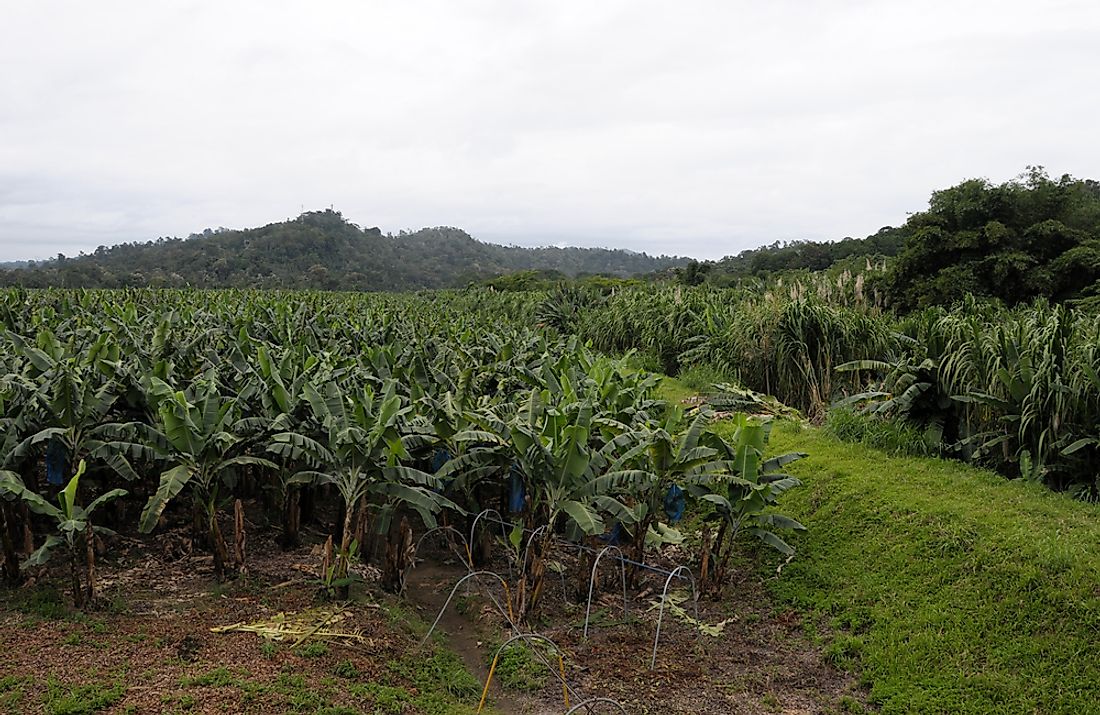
[0,210,688,290]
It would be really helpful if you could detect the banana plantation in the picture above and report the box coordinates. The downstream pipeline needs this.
[1,285,1097,714]
[0,287,805,595]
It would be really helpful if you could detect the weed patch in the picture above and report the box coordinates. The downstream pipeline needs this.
[43,677,125,715]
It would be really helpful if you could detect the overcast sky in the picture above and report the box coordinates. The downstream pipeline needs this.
[2,1,1098,261]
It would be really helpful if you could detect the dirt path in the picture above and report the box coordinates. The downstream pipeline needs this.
[404,561,564,715]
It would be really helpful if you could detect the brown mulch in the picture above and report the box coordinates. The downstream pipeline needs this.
[406,540,872,715]
[1,524,870,715]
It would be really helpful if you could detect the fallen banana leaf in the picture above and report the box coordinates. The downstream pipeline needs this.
[211,605,368,646]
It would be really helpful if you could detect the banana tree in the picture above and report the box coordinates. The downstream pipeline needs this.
[0,460,126,607]
[0,380,35,584]
[6,330,143,489]
[470,389,644,617]
[689,414,806,593]
[610,407,732,576]
[272,379,459,594]
[247,344,323,548]
[137,375,275,580]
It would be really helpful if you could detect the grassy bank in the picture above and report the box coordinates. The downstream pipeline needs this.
[764,422,1100,714]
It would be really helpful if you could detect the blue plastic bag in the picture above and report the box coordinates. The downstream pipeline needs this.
[596,522,623,545]
[663,484,685,523]
[46,438,67,486]
[508,466,526,513]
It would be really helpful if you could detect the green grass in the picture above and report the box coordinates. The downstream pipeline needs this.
[657,375,695,404]
[673,363,731,393]
[764,421,1100,714]
[824,407,937,457]
[487,641,548,693]
[0,675,28,714]
[298,642,330,658]
[43,677,125,715]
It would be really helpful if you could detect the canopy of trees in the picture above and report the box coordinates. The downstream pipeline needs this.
[0,210,686,291]
[671,227,908,286]
[886,168,1100,309]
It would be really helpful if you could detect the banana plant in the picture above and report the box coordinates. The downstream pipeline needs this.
[5,330,142,487]
[247,344,322,549]
[0,460,126,607]
[689,414,806,593]
[0,379,36,584]
[610,407,732,573]
[136,374,275,580]
[272,379,459,594]
[468,389,644,617]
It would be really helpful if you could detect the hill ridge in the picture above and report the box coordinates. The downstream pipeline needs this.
[0,209,687,290]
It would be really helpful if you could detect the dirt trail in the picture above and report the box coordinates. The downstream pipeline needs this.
[404,561,564,715]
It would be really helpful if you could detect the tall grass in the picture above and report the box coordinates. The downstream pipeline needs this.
[572,284,1100,497]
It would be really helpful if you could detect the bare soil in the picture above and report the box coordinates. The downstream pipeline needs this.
[0,522,870,715]
[406,540,871,715]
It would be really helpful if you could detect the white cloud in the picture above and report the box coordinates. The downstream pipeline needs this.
[2,0,1098,260]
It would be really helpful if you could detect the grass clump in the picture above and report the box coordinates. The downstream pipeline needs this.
[0,675,28,712]
[766,421,1100,714]
[333,660,359,679]
[675,363,731,393]
[824,408,936,457]
[349,683,409,713]
[180,667,238,688]
[389,647,480,700]
[491,642,549,693]
[13,586,69,621]
[43,677,125,715]
[298,641,330,658]
[656,375,696,405]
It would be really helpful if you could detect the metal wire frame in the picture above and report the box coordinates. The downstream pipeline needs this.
[583,545,628,639]
[649,565,700,670]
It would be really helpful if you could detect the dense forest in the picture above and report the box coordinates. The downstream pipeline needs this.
[679,225,908,285]
[0,210,685,290]
[885,167,1100,309]
[679,168,1100,310]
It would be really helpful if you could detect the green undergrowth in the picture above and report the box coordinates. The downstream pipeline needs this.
[765,421,1100,714]
[43,676,125,715]
[824,408,937,458]
[484,639,549,693]
[167,646,485,715]
[657,375,697,404]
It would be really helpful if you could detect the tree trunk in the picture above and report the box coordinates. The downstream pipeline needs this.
[84,530,97,606]
[280,487,300,550]
[300,485,316,524]
[20,503,34,555]
[700,520,727,595]
[233,499,246,574]
[575,541,594,601]
[519,531,548,621]
[629,515,653,587]
[69,550,84,609]
[192,498,206,549]
[320,535,334,589]
[0,505,19,584]
[353,502,369,560]
[210,509,229,582]
[698,525,712,592]
[335,499,357,598]
[382,516,413,595]
[339,499,355,557]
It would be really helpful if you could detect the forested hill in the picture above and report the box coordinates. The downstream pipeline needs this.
[0,210,687,290]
